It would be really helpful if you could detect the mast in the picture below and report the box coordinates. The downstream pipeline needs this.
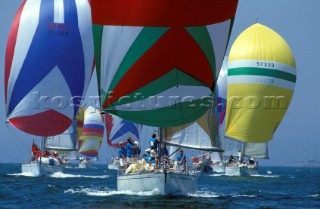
[40,136,46,167]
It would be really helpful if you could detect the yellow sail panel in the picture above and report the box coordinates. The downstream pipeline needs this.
[225,84,293,142]
[76,107,84,143]
[229,23,296,68]
[225,23,296,143]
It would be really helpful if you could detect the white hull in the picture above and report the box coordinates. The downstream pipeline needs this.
[211,164,225,174]
[225,165,258,176]
[225,166,241,176]
[79,163,90,168]
[117,172,196,195]
[22,162,62,177]
[108,164,120,170]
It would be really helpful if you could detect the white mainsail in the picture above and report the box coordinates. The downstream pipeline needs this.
[45,121,77,151]
[161,109,220,151]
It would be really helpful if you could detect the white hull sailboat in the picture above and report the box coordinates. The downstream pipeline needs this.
[224,164,258,176]
[108,163,120,170]
[5,1,93,177]
[22,160,61,177]
[117,172,196,195]
[22,137,63,177]
[77,106,104,169]
[90,0,238,195]
[224,24,297,176]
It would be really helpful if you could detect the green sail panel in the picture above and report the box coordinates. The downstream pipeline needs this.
[91,0,238,127]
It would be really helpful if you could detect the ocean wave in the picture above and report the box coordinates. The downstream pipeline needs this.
[231,194,257,198]
[250,174,280,178]
[51,172,109,179]
[209,174,226,177]
[307,194,319,198]
[65,188,160,196]
[8,173,36,177]
[188,191,220,198]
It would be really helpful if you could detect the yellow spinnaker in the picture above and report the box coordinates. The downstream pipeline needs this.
[225,23,296,143]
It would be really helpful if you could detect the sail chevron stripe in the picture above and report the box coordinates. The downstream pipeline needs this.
[106,27,168,97]
[108,69,206,107]
[228,75,295,90]
[113,85,211,111]
[105,27,215,108]
[186,26,215,75]
[109,103,208,127]
[228,67,296,83]
[93,25,144,102]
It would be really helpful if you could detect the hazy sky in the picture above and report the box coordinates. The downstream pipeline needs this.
[0,0,319,165]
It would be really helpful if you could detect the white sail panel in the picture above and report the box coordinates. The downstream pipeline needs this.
[162,110,220,151]
[243,142,269,159]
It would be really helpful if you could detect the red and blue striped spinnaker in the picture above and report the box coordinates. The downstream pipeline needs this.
[5,0,94,136]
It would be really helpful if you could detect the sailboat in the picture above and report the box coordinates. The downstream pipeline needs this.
[91,0,238,194]
[215,57,270,176]
[104,114,141,170]
[45,120,78,165]
[78,106,104,168]
[4,0,94,176]
[224,23,297,175]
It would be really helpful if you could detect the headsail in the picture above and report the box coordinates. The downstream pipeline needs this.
[225,23,296,143]
[91,0,238,127]
[78,106,104,157]
[161,109,220,151]
[105,114,140,148]
[4,0,94,136]
[243,142,268,159]
[45,120,77,151]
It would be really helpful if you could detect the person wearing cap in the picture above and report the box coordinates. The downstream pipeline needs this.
[118,141,127,168]
[148,133,161,151]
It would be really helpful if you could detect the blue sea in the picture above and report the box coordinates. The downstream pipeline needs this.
[0,164,319,208]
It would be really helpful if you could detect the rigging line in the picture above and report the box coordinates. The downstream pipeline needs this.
[5,123,30,155]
